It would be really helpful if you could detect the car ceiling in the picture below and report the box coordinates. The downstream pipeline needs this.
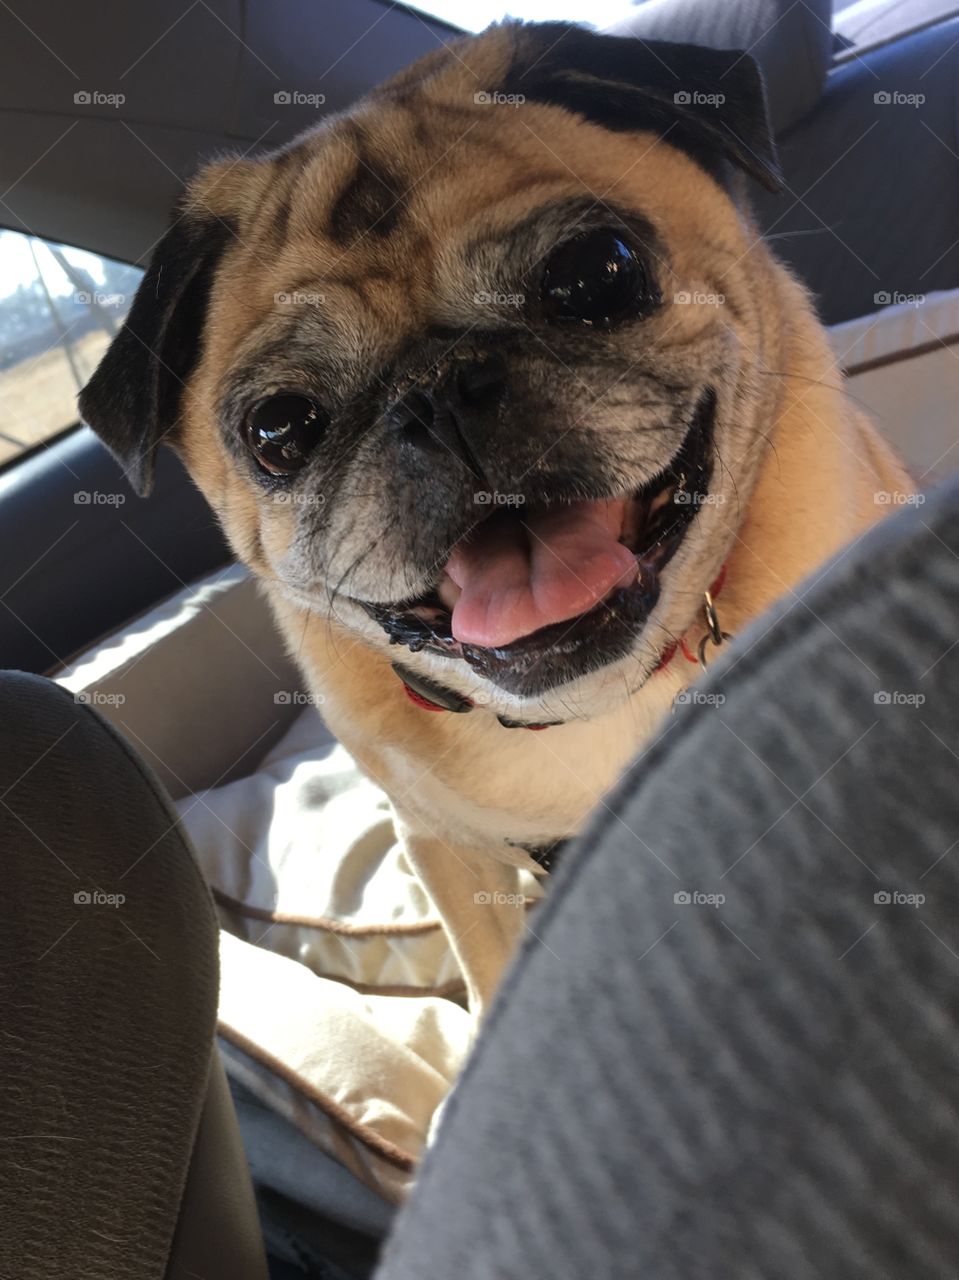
[0,0,459,265]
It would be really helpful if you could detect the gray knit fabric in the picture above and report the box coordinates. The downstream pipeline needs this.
[376,476,959,1280]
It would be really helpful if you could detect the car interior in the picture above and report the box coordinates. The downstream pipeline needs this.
[2,2,958,1277]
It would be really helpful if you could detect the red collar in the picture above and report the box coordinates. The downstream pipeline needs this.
[395,564,728,729]
[653,563,728,672]
[396,668,558,729]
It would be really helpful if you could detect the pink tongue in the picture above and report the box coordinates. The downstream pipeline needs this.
[445,500,638,648]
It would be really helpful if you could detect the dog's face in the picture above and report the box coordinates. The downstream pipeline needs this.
[81,22,783,721]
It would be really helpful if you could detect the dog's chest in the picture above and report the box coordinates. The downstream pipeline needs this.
[376,673,681,858]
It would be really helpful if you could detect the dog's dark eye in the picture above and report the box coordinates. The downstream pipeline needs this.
[541,230,649,328]
[245,394,327,475]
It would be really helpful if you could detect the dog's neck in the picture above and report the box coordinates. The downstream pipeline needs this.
[717,267,911,648]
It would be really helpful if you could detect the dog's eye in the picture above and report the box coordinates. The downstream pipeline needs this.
[541,230,649,328]
[245,394,327,475]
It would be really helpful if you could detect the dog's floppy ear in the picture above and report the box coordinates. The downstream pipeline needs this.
[498,23,782,194]
[78,212,235,497]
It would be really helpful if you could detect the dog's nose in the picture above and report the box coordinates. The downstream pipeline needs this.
[386,389,436,438]
[386,355,507,453]
[455,353,507,405]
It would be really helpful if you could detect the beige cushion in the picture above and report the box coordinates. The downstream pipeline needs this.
[832,287,959,487]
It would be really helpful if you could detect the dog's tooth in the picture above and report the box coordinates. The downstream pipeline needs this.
[620,495,647,550]
[620,500,635,544]
[648,484,676,515]
[436,573,462,611]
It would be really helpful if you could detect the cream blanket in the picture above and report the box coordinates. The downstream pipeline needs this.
[175,710,542,1203]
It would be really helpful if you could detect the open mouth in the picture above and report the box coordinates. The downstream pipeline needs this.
[362,388,716,698]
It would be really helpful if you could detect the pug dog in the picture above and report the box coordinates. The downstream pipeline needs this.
[80,22,912,1008]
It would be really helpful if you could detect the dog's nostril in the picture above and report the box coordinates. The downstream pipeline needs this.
[456,354,507,404]
[387,389,434,434]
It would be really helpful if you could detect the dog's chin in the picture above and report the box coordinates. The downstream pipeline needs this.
[356,389,717,701]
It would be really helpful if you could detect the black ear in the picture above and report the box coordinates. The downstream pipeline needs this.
[498,24,783,194]
[78,214,234,497]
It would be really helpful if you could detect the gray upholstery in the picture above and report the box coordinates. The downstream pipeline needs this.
[607,0,834,132]
[376,474,959,1279]
[0,672,267,1280]
[753,15,959,324]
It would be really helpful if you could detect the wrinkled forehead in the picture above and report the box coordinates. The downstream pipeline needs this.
[274,112,571,308]
[195,63,722,404]
[222,105,586,314]
[195,134,513,382]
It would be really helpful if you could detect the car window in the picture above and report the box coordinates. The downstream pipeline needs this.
[0,231,143,468]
